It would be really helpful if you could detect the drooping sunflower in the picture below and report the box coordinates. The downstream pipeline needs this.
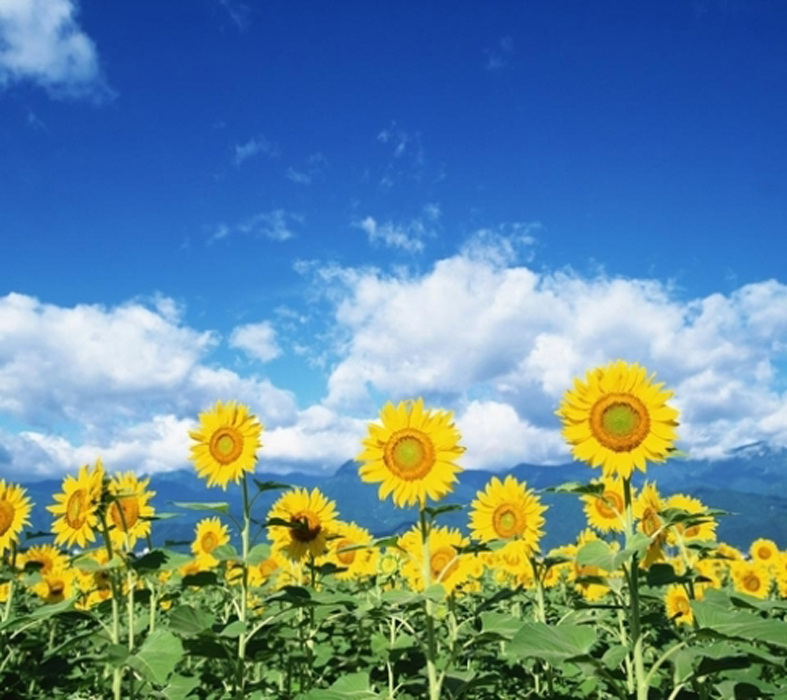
[469,475,546,558]
[18,544,68,575]
[398,525,472,594]
[107,471,156,551]
[750,538,779,566]
[634,481,667,567]
[556,360,679,479]
[267,487,339,562]
[191,517,230,568]
[326,521,378,580]
[664,585,693,625]
[0,480,32,555]
[48,460,105,549]
[356,398,464,508]
[189,401,263,489]
[582,477,626,533]
[665,493,716,544]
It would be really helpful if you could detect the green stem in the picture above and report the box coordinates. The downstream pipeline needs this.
[623,477,647,700]
[419,507,442,700]
[98,509,123,700]
[235,473,252,699]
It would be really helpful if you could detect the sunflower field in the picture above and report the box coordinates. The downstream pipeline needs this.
[1,360,787,699]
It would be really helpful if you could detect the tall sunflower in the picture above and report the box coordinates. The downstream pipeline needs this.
[556,360,679,479]
[357,398,464,508]
[0,480,32,555]
[48,460,105,549]
[107,471,156,551]
[189,401,263,489]
[469,475,546,556]
[267,487,338,562]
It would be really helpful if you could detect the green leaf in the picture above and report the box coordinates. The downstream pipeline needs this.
[693,600,787,649]
[127,629,183,687]
[171,501,230,513]
[478,612,521,641]
[545,481,604,496]
[575,540,616,571]
[506,623,597,664]
[245,542,271,565]
[168,604,216,637]
[301,672,381,699]
[423,503,464,519]
[253,479,291,493]
[159,674,199,700]
[210,544,239,561]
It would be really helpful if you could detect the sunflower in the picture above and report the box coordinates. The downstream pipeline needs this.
[634,482,667,567]
[48,460,105,549]
[267,487,338,562]
[731,561,772,599]
[398,525,472,594]
[0,480,32,554]
[665,493,716,544]
[664,585,693,625]
[776,553,787,598]
[568,529,615,602]
[107,471,156,551]
[19,544,68,576]
[469,475,546,556]
[189,401,263,489]
[583,477,626,533]
[326,521,377,580]
[357,398,464,508]
[556,360,679,479]
[750,538,779,567]
[191,517,230,568]
[31,566,78,605]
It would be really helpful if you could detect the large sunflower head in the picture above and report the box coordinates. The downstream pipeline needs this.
[107,471,156,551]
[556,360,679,479]
[189,401,263,489]
[664,585,693,625]
[0,480,32,555]
[267,487,339,562]
[750,538,779,566]
[31,566,78,605]
[731,561,772,599]
[326,520,377,580]
[47,459,105,550]
[357,398,464,508]
[468,475,546,555]
[582,477,626,533]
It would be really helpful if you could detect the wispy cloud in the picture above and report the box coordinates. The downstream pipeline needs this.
[209,209,302,244]
[0,0,113,100]
[375,121,427,188]
[217,0,251,31]
[484,36,515,71]
[285,153,327,185]
[233,135,278,167]
[354,205,440,253]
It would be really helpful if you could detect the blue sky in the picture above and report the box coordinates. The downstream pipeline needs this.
[2,0,787,480]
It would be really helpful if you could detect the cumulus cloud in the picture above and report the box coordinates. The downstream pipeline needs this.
[0,0,112,100]
[315,237,787,462]
[0,293,297,477]
[233,135,278,166]
[229,321,281,363]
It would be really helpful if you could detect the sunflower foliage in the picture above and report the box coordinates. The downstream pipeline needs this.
[0,372,787,698]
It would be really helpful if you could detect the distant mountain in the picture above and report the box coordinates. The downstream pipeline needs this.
[18,446,787,553]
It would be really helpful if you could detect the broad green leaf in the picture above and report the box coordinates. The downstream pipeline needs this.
[301,671,381,699]
[575,540,616,571]
[506,623,597,664]
[253,479,291,493]
[171,501,230,513]
[245,542,271,565]
[168,604,216,637]
[545,481,604,496]
[127,629,183,687]
[159,674,200,700]
[210,544,239,561]
[478,612,521,641]
[423,503,464,519]
[692,600,787,649]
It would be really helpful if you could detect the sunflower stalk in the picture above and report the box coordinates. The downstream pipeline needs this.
[98,506,124,700]
[419,506,443,700]
[234,473,252,699]
[623,476,648,700]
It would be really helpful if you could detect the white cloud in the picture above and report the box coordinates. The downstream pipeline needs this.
[0,293,298,477]
[209,209,301,243]
[229,321,281,363]
[285,153,326,185]
[354,205,440,253]
[315,239,787,463]
[0,0,112,100]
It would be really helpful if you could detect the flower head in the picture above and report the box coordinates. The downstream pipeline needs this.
[48,459,104,549]
[0,480,32,555]
[107,471,156,551]
[556,360,679,479]
[267,487,339,562]
[357,398,464,508]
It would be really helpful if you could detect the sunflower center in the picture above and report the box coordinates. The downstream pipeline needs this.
[492,504,524,538]
[65,489,88,529]
[30,553,54,574]
[758,546,773,560]
[595,490,624,520]
[201,531,219,553]
[590,394,651,452]
[640,508,661,537]
[209,427,244,465]
[0,500,14,537]
[383,429,436,481]
[676,597,690,616]
[743,573,762,593]
[48,578,66,598]
[109,496,140,532]
[430,546,459,581]
[335,538,356,565]
[290,510,321,543]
